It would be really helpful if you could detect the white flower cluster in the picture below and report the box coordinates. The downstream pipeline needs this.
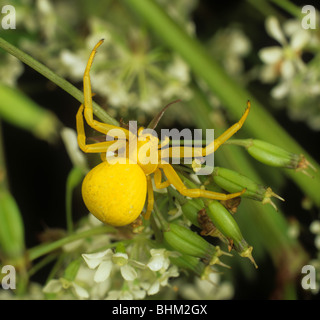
[12,0,194,118]
[258,16,320,130]
[43,246,179,300]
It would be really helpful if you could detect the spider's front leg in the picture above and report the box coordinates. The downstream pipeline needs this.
[159,163,245,200]
[163,101,251,158]
[82,39,130,140]
[207,100,251,155]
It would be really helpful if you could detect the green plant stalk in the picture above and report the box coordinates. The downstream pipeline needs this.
[0,37,118,126]
[27,225,116,261]
[65,167,85,233]
[124,0,320,207]
[268,0,304,18]
[0,121,9,191]
[246,0,282,19]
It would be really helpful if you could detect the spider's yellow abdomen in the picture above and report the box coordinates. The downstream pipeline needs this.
[82,160,147,226]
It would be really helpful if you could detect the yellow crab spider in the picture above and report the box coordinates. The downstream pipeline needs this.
[76,39,250,227]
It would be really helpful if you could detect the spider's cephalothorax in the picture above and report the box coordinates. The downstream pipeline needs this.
[76,40,250,226]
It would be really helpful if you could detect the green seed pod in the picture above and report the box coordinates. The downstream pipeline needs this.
[169,253,206,276]
[164,223,230,267]
[212,167,284,210]
[164,222,215,259]
[246,139,305,170]
[207,200,257,268]
[0,190,25,263]
[181,200,203,228]
[0,84,60,143]
[182,199,227,240]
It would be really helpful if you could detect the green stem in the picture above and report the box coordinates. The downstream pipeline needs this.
[124,0,320,206]
[27,225,116,261]
[224,139,253,148]
[28,253,59,278]
[65,167,85,233]
[247,0,281,19]
[0,37,118,126]
[268,0,303,18]
[0,121,9,191]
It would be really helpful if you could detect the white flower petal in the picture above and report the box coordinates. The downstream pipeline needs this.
[94,260,113,282]
[131,288,146,300]
[129,259,146,269]
[281,60,295,79]
[88,213,104,226]
[82,249,113,269]
[310,221,320,234]
[290,30,310,50]
[283,19,301,37]
[215,282,234,300]
[147,282,160,295]
[119,291,134,300]
[120,265,138,281]
[148,255,165,271]
[259,47,283,64]
[106,290,120,300]
[259,65,279,83]
[43,280,63,293]
[72,283,89,299]
[91,280,111,299]
[159,266,179,286]
[112,252,129,266]
[271,81,290,99]
[266,16,287,45]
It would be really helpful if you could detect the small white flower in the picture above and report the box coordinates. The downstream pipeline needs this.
[147,249,170,272]
[179,272,234,300]
[147,248,180,272]
[59,50,88,80]
[82,249,143,283]
[43,278,89,299]
[310,221,320,234]
[106,289,133,300]
[258,16,309,89]
[147,265,179,296]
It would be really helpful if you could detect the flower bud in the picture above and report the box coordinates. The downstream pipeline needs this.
[212,167,284,210]
[0,190,25,264]
[207,200,257,268]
